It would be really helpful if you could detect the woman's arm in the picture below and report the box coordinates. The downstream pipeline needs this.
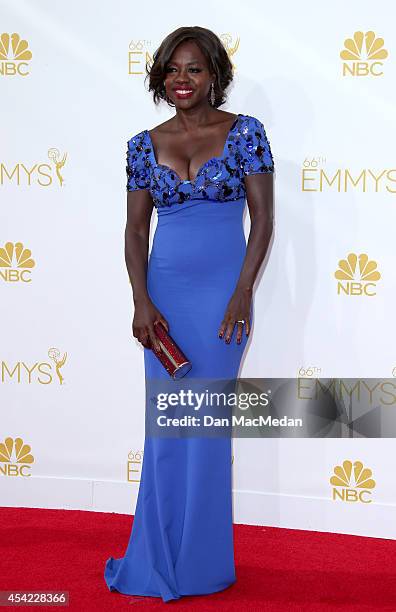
[236,172,274,292]
[218,172,274,344]
[125,190,153,304]
[125,190,168,350]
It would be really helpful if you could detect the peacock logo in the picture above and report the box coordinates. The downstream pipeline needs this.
[330,460,376,503]
[0,242,35,283]
[0,437,35,477]
[334,253,381,296]
[340,31,388,77]
[0,33,32,76]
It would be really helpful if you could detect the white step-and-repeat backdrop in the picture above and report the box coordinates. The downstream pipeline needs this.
[2,1,396,539]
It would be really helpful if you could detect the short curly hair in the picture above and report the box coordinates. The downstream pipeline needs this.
[145,26,234,109]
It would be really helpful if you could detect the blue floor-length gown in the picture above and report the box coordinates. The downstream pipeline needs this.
[104,113,274,602]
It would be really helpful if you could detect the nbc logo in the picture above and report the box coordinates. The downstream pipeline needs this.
[0,437,34,477]
[334,253,381,296]
[340,30,388,77]
[330,460,375,503]
[0,33,32,76]
[0,242,35,282]
[127,450,144,482]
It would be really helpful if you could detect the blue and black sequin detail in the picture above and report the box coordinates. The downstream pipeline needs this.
[126,113,274,208]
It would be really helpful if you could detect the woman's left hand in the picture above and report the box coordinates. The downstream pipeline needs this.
[218,288,252,344]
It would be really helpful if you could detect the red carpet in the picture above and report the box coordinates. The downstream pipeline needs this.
[1,507,396,611]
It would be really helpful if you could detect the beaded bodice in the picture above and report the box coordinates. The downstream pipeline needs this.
[126,113,274,208]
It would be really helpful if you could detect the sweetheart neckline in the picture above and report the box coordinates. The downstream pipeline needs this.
[144,113,243,185]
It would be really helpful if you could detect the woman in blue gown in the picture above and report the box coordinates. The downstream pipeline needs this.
[104,26,274,602]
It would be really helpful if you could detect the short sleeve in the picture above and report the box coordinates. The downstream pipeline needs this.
[240,116,274,175]
[126,132,151,191]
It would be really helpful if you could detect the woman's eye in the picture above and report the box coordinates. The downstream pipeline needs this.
[165,67,201,73]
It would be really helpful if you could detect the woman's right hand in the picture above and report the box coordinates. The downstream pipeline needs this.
[132,297,169,350]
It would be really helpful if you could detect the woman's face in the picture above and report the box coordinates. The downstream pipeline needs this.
[163,40,214,109]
